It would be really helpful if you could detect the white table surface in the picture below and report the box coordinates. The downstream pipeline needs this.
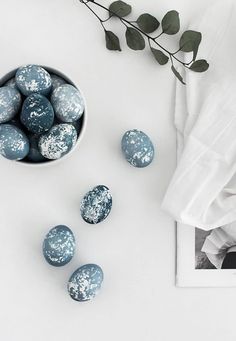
[1,0,235,340]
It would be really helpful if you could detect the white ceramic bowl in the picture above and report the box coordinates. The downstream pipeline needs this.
[0,65,87,167]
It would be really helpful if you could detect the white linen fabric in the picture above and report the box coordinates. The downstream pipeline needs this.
[162,0,236,230]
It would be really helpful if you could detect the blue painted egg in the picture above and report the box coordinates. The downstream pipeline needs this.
[20,94,54,134]
[68,264,104,301]
[51,84,84,123]
[80,185,112,224]
[51,74,66,92]
[0,86,22,123]
[43,225,75,267]
[38,123,77,160]
[27,134,46,163]
[0,124,29,160]
[15,65,52,96]
[121,129,154,168]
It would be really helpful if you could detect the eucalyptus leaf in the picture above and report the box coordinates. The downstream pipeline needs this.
[171,65,185,84]
[189,59,209,72]
[151,48,169,65]
[136,13,160,33]
[179,30,201,60]
[105,30,121,51]
[126,27,145,50]
[109,1,131,17]
[161,10,180,35]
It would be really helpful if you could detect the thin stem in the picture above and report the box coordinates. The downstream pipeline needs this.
[154,31,163,39]
[101,17,111,23]
[83,1,106,30]
[120,18,129,28]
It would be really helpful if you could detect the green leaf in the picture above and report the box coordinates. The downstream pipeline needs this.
[136,13,160,33]
[189,59,209,72]
[109,1,131,17]
[151,48,169,65]
[161,10,180,35]
[125,27,145,50]
[179,30,202,60]
[105,30,121,51]
[171,65,185,84]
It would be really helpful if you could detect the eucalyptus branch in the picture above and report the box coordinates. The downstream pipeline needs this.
[79,0,209,84]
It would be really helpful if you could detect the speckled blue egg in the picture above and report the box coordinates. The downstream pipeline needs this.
[121,129,154,168]
[0,86,22,123]
[27,134,46,163]
[43,225,75,267]
[15,65,52,96]
[20,94,54,134]
[38,123,77,160]
[51,74,66,92]
[68,264,104,302]
[51,84,84,123]
[0,124,29,160]
[80,185,112,224]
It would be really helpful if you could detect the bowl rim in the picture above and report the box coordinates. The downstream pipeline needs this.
[0,65,88,168]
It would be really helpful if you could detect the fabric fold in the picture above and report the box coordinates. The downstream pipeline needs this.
[162,0,236,230]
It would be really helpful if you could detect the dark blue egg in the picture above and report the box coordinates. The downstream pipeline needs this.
[68,264,104,301]
[51,74,66,92]
[20,94,54,134]
[51,84,84,123]
[0,86,22,123]
[80,185,112,224]
[15,65,52,96]
[0,124,29,160]
[43,225,75,267]
[27,134,46,163]
[121,129,154,168]
[38,123,77,160]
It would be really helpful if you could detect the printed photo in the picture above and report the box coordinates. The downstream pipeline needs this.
[195,225,236,269]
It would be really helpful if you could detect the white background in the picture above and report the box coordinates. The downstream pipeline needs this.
[1,0,235,340]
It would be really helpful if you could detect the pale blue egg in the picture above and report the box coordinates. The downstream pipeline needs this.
[0,86,22,123]
[15,65,52,96]
[20,94,54,134]
[80,185,112,224]
[43,225,75,267]
[68,264,104,301]
[121,129,154,168]
[38,123,77,160]
[0,124,29,160]
[51,84,84,123]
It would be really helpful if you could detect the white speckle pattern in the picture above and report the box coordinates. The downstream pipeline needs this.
[121,129,154,168]
[38,123,77,160]
[43,225,75,267]
[51,84,84,123]
[15,65,52,96]
[0,86,22,123]
[68,264,104,301]
[0,124,29,160]
[20,94,54,134]
[80,185,112,224]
